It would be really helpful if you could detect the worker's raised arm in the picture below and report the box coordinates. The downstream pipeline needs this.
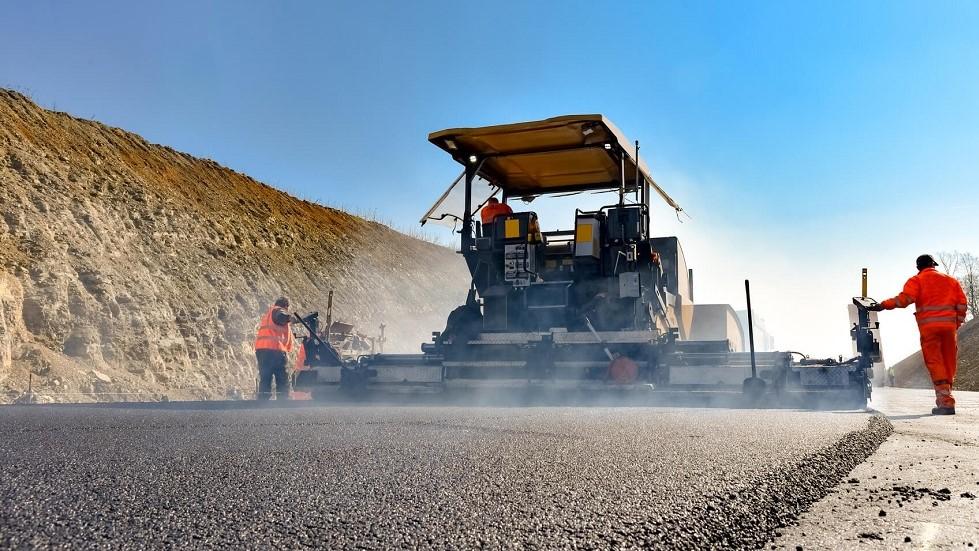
[881,276,920,310]
[272,309,295,352]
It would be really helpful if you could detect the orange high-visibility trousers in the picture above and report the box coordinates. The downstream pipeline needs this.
[919,325,958,408]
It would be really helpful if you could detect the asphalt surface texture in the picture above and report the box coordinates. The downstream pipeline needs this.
[0,402,890,549]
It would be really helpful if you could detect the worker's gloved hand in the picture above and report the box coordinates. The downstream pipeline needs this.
[866,303,883,312]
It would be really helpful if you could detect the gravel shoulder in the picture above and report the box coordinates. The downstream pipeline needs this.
[0,404,889,549]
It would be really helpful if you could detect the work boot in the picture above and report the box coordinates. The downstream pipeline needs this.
[931,407,956,415]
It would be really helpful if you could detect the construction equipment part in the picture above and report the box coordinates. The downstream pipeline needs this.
[295,115,877,408]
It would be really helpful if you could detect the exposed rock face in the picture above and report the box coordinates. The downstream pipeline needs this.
[0,272,23,380]
[0,89,469,402]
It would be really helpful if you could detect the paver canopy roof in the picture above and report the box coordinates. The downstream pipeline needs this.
[428,114,681,211]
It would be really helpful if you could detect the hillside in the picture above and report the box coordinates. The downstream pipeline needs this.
[892,318,979,392]
[0,89,469,402]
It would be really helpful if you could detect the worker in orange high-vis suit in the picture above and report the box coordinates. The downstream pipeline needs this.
[871,254,968,415]
[480,197,513,226]
[254,297,295,400]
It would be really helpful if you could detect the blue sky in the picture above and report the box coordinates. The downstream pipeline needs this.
[3,1,978,360]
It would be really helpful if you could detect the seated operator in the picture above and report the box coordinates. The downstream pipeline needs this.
[480,197,513,226]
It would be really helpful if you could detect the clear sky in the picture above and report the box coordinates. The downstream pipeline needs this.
[3,1,978,362]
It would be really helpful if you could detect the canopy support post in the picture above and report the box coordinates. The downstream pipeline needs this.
[618,150,626,207]
[636,140,648,238]
[462,162,475,253]
[634,140,641,205]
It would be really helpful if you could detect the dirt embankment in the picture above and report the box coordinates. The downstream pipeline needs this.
[892,318,978,391]
[0,89,469,402]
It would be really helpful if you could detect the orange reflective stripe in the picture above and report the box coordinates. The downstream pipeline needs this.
[956,304,968,311]
[917,316,958,325]
[256,335,289,344]
[256,322,285,334]
[917,304,958,312]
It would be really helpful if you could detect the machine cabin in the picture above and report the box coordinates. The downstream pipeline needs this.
[424,115,688,336]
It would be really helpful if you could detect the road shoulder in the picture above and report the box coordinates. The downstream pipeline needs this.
[773,388,979,550]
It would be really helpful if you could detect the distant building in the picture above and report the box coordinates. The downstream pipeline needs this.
[682,304,745,352]
[735,310,776,352]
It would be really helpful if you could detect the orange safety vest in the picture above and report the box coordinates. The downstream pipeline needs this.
[881,267,968,329]
[254,306,294,352]
[480,202,513,226]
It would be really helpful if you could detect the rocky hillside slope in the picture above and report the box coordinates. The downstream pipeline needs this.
[0,89,469,402]
[892,318,978,391]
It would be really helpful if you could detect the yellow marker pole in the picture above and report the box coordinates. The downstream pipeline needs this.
[861,268,868,297]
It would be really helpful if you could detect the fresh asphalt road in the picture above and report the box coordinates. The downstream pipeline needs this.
[0,403,889,549]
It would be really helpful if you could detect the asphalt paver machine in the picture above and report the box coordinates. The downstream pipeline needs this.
[295,115,879,408]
